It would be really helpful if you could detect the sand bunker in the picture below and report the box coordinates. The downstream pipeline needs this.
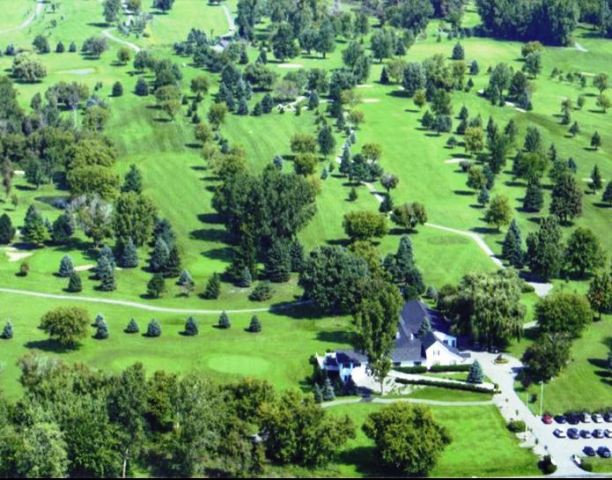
[59,68,95,75]
[278,63,303,69]
[3,248,33,262]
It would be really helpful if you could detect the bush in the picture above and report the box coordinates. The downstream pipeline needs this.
[395,377,495,393]
[538,455,558,474]
[429,364,471,373]
[249,281,273,301]
[395,365,428,374]
[507,420,526,433]
[18,261,30,277]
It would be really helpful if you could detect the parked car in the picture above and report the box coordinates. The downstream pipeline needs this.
[593,429,605,439]
[582,412,592,423]
[604,428,612,438]
[555,415,567,424]
[593,413,604,423]
[581,429,592,439]
[597,447,611,459]
[542,415,554,425]
[554,429,566,438]
[568,428,580,439]
[584,446,596,457]
[603,412,612,422]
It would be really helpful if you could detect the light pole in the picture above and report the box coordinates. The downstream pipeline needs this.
[539,381,544,416]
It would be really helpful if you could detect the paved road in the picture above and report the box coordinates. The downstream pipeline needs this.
[471,352,609,476]
[0,287,309,315]
[102,28,142,52]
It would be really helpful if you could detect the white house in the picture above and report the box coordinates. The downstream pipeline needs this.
[316,300,470,382]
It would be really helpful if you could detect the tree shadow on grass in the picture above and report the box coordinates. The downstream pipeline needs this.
[190,227,231,244]
[201,247,232,262]
[471,226,500,235]
[197,212,223,224]
[269,301,329,320]
[326,238,350,247]
[336,446,382,477]
[454,189,474,196]
[24,339,79,353]
[316,330,355,346]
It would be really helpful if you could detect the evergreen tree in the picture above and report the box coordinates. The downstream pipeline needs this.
[146,319,161,337]
[452,42,465,60]
[147,274,166,298]
[318,124,336,156]
[184,316,198,336]
[248,315,262,333]
[467,360,484,384]
[380,66,390,84]
[591,131,602,150]
[112,81,123,97]
[568,121,579,137]
[51,213,74,244]
[218,311,231,329]
[273,154,283,170]
[523,179,544,212]
[202,273,221,299]
[22,205,50,245]
[120,238,139,268]
[308,91,319,110]
[379,194,393,213]
[603,181,612,205]
[502,219,524,268]
[125,318,139,333]
[164,245,181,277]
[58,255,74,278]
[590,165,603,190]
[526,216,563,281]
[0,213,15,244]
[470,60,479,75]
[135,77,149,96]
[348,187,358,201]
[340,146,351,175]
[313,383,323,403]
[67,272,82,292]
[121,164,143,193]
[2,321,13,339]
[94,313,105,328]
[478,187,490,206]
[149,237,169,273]
[322,377,336,401]
[550,173,582,223]
[95,318,109,339]
[249,281,274,301]
[289,240,305,272]
[97,255,116,291]
[177,270,193,287]
[265,240,291,283]
[238,267,252,288]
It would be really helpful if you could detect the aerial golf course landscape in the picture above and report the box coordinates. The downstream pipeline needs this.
[0,0,610,477]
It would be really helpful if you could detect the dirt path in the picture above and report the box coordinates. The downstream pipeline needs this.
[0,287,309,315]
[102,28,141,52]
[0,0,45,34]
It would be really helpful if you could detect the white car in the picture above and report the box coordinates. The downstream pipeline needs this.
[605,429,612,439]
[582,413,592,423]
[554,428,567,438]
[593,413,604,423]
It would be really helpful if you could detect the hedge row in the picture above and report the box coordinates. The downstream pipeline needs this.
[395,364,472,375]
[395,377,497,394]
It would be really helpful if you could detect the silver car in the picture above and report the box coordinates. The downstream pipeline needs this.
[554,428,567,438]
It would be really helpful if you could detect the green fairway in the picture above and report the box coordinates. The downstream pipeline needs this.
[326,402,540,477]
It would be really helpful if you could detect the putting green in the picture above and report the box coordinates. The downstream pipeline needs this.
[207,354,271,376]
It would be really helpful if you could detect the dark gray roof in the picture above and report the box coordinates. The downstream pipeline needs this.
[400,300,451,335]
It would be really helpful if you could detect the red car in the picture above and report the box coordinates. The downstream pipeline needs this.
[542,415,554,424]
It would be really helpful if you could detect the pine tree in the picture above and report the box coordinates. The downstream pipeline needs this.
[340,146,351,175]
[322,377,336,401]
[379,194,394,213]
[121,164,143,193]
[135,77,149,96]
[120,238,139,268]
[112,81,124,97]
[178,270,193,287]
[58,255,74,278]
[202,273,221,299]
[150,237,169,273]
[0,213,15,244]
[467,360,484,384]
[502,219,524,268]
[218,311,231,329]
[146,319,161,337]
[591,131,602,150]
[94,313,105,328]
[348,187,358,201]
[184,316,198,336]
[67,272,82,292]
[308,91,319,110]
[97,255,116,292]
[478,187,490,206]
[289,240,305,272]
[147,274,166,298]
[164,245,181,277]
[603,181,612,205]
[591,165,603,190]
[22,205,49,245]
[2,321,13,339]
[248,315,262,333]
[125,318,139,334]
[523,180,544,212]
[313,383,323,403]
[380,66,390,84]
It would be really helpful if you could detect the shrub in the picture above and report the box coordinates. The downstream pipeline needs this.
[429,364,471,373]
[249,281,273,301]
[125,319,139,333]
[18,261,30,277]
[395,365,428,374]
[507,420,526,433]
[146,319,161,337]
[395,377,495,393]
[538,455,558,474]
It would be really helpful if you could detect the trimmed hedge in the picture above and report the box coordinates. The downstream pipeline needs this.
[395,365,427,374]
[429,364,472,373]
[395,376,497,393]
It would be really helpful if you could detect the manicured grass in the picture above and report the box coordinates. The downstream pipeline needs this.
[582,457,612,474]
[325,402,539,477]
[407,386,493,402]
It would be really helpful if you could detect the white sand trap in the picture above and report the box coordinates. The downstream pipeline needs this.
[59,68,95,75]
[74,264,94,272]
[445,158,465,164]
[3,248,33,262]
[356,84,373,88]
[278,63,303,69]
[362,98,380,104]
[13,170,25,176]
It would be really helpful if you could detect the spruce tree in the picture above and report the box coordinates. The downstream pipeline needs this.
[94,314,105,328]
[2,321,13,339]
[502,219,524,268]
[146,319,161,337]
[265,240,291,283]
[339,146,351,175]
[120,238,139,268]
[248,315,262,333]
[58,255,74,278]
[22,205,49,245]
[112,81,124,97]
[478,187,490,206]
[125,318,139,333]
[149,237,169,273]
[523,180,544,212]
[177,270,193,287]
[313,383,323,403]
[0,213,15,244]
[218,311,231,329]
[289,240,305,272]
[591,165,603,190]
[135,77,149,96]
[467,360,484,384]
[147,274,166,298]
[308,91,319,110]
[67,272,82,292]
[97,255,116,291]
[184,316,198,336]
[121,164,143,193]
[51,213,74,244]
[603,181,612,205]
[380,66,390,84]
[322,377,336,401]
[238,267,252,288]
[164,245,181,277]
[202,273,221,299]
[95,318,109,339]
[591,131,602,150]
[348,187,358,201]
[379,194,394,213]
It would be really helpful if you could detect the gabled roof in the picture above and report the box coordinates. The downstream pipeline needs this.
[400,300,452,336]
